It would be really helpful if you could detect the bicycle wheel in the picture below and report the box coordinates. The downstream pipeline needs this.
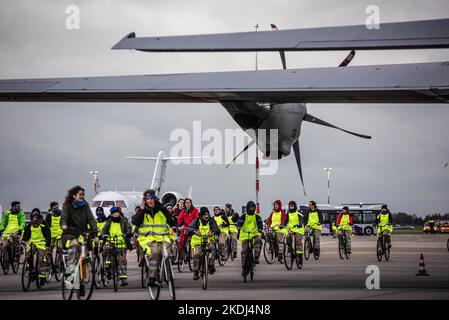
[296,252,303,269]
[165,258,176,300]
[202,254,209,290]
[384,242,390,261]
[249,250,254,281]
[229,238,235,261]
[284,241,293,270]
[376,238,383,262]
[187,245,193,272]
[218,243,227,266]
[1,248,10,275]
[19,243,27,265]
[76,258,95,300]
[304,238,311,261]
[345,238,351,260]
[44,251,53,283]
[338,236,345,260]
[148,274,161,300]
[21,259,32,291]
[177,247,185,273]
[112,254,119,292]
[263,239,274,264]
[141,261,148,288]
[93,255,104,289]
[12,245,20,274]
[54,249,64,282]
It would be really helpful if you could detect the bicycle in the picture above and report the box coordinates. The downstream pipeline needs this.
[199,235,213,290]
[21,243,42,291]
[141,233,175,300]
[176,227,192,273]
[304,228,320,260]
[263,228,277,264]
[103,234,126,292]
[242,229,259,283]
[284,230,303,270]
[337,229,351,260]
[61,232,95,300]
[1,232,22,275]
[376,225,391,262]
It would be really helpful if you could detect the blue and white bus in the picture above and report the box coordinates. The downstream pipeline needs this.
[299,203,386,236]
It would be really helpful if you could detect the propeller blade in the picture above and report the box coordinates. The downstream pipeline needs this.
[293,140,306,196]
[303,113,372,139]
[225,140,255,168]
[339,49,356,67]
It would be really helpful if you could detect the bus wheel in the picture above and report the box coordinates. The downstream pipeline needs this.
[364,227,374,236]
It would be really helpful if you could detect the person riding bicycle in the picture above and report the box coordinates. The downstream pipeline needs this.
[304,200,323,256]
[282,201,305,257]
[267,200,288,263]
[375,205,393,248]
[177,198,198,258]
[100,206,132,287]
[132,189,175,287]
[189,207,220,280]
[224,203,239,259]
[60,186,98,277]
[95,207,107,235]
[0,201,26,258]
[212,206,230,259]
[21,209,51,286]
[45,201,63,250]
[237,201,263,276]
[336,206,353,253]
[173,198,184,220]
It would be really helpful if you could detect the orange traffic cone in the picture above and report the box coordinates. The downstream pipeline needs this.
[416,253,429,276]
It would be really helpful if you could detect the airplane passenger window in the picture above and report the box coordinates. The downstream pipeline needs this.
[91,201,101,207]
[115,200,127,208]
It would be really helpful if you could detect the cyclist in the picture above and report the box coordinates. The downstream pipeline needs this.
[304,200,323,256]
[95,207,107,235]
[132,189,175,287]
[376,204,393,248]
[224,203,239,259]
[237,201,263,276]
[267,200,287,263]
[0,201,26,258]
[189,207,220,280]
[282,201,305,257]
[336,206,353,253]
[22,209,51,286]
[100,206,132,287]
[212,206,230,259]
[177,198,198,259]
[173,198,184,220]
[45,201,63,250]
[60,186,98,276]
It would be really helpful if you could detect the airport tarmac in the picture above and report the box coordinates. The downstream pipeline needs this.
[0,234,448,300]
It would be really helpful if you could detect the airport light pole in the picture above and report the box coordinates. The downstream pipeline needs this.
[90,171,100,196]
[323,168,333,204]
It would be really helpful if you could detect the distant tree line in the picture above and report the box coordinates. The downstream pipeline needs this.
[393,212,449,226]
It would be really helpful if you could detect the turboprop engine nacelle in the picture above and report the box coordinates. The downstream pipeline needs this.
[160,191,184,207]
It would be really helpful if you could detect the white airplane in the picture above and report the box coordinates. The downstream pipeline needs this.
[1,18,449,196]
[89,151,200,218]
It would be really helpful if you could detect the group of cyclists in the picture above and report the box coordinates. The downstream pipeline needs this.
[0,184,396,299]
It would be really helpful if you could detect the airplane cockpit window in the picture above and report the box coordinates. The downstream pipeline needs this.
[101,201,115,207]
[115,200,127,208]
[91,201,102,207]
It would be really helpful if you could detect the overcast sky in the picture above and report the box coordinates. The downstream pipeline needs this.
[1,0,448,217]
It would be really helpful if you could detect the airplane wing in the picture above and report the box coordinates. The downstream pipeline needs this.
[0,61,448,103]
[112,18,449,52]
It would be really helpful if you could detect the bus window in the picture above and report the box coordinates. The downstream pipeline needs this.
[352,212,363,224]
[364,213,376,224]
[322,212,330,223]
[115,200,127,208]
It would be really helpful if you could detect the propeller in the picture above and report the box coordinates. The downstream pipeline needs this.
[339,49,356,67]
[293,140,306,196]
[303,113,372,139]
[225,140,255,168]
